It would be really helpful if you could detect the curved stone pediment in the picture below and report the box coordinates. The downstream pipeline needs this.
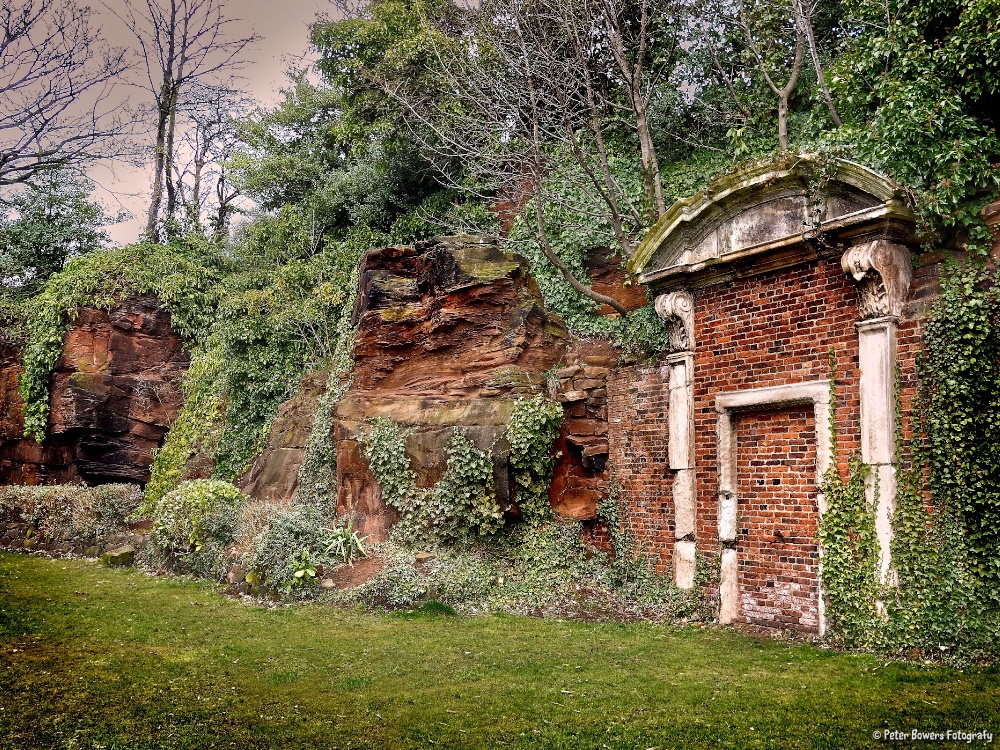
[630,156,916,290]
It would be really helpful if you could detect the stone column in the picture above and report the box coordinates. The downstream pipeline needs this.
[654,291,696,588]
[842,241,912,583]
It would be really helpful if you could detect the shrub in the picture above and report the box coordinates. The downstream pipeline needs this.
[151,479,245,551]
[0,483,142,542]
[242,504,366,596]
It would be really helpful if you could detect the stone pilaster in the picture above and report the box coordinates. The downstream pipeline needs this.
[655,291,697,589]
[842,241,912,584]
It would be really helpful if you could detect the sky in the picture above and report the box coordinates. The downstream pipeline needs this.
[89,0,332,244]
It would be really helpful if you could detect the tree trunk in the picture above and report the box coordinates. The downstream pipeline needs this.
[145,91,171,240]
[634,95,665,218]
[778,93,789,151]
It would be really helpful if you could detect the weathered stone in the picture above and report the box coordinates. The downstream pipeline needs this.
[101,545,135,567]
[556,390,588,403]
[0,296,189,485]
[226,566,247,585]
[238,369,331,505]
[335,236,569,537]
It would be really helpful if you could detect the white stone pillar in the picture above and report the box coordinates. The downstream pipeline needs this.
[655,292,697,589]
[842,241,913,584]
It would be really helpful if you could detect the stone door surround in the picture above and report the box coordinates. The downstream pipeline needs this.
[715,380,832,636]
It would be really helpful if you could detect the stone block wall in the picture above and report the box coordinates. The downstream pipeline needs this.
[0,520,150,558]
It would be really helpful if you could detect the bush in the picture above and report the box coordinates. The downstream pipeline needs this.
[151,479,245,551]
[242,504,366,597]
[0,483,142,542]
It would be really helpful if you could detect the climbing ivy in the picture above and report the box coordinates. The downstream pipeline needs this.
[507,395,563,523]
[922,262,1000,593]
[820,267,1000,660]
[818,352,880,647]
[357,419,502,545]
[296,267,361,515]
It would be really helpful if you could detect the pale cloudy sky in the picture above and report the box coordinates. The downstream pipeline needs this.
[90,0,332,243]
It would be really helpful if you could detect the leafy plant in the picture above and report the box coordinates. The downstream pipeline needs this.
[323,518,367,565]
[151,479,245,552]
[507,396,563,522]
[0,484,142,543]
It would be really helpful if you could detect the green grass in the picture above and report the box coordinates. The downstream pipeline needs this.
[1,553,998,749]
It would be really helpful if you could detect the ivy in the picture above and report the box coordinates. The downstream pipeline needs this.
[17,240,221,441]
[358,419,502,546]
[818,352,880,647]
[507,395,563,523]
[820,269,1000,661]
[922,262,1000,593]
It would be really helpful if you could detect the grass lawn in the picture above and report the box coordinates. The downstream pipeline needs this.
[1,552,999,749]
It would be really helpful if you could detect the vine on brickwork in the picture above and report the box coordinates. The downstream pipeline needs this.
[817,349,880,647]
[819,266,1000,660]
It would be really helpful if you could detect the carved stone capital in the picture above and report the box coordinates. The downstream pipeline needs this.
[654,291,695,352]
[841,241,913,320]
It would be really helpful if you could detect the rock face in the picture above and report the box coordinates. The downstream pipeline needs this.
[239,369,329,503]
[550,340,615,521]
[335,235,570,540]
[0,296,189,485]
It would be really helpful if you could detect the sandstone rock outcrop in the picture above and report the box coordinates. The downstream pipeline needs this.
[0,296,189,485]
[335,235,570,540]
[238,368,329,503]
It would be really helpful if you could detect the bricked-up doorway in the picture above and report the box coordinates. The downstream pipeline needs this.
[715,381,831,636]
[735,406,821,632]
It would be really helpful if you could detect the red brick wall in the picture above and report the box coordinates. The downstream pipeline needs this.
[735,406,820,632]
[607,257,924,623]
[607,362,675,575]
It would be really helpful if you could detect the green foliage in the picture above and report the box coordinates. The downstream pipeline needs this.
[358,420,503,545]
[17,240,222,441]
[151,479,245,552]
[820,278,1000,660]
[834,0,1000,248]
[0,171,116,300]
[357,417,418,512]
[818,456,878,647]
[242,504,367,598]
[922,263,1000,591]
[142,352,225,512]
[0,483,142,543]
[323,518,368,566]
[507,396,563,523]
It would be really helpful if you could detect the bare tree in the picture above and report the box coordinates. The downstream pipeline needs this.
[111,0,258,239]
[738,0,805,150]
[0,0,131,189]
[797,0,841,127]
[345,0,688,314]
[172,83,249,240]
[592,0,682,218]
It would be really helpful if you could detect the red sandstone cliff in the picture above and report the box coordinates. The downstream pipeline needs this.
[0,296,189,485]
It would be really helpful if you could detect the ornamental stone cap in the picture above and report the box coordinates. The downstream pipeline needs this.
[630,155,917,291]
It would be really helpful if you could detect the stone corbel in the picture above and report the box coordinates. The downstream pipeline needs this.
[654,291,695,352]
[841,241,913,320]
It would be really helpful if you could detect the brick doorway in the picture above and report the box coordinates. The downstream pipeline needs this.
[734,406,821,632]
[715,381,831,635]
